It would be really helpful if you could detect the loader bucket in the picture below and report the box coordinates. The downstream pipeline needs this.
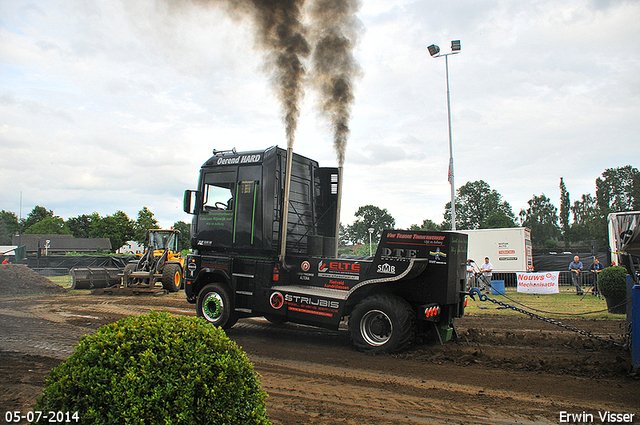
[71,267,122,290]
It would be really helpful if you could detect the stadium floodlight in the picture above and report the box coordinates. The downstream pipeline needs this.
[428,41,461,230]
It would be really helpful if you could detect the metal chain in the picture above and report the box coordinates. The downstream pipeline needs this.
[468,288,627,349]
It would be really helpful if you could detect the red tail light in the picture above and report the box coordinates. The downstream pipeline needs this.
[424,305,441,318]
[272,266,279,282]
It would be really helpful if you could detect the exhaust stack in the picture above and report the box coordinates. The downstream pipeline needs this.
[279,146,294,265]
[334,166,343,257]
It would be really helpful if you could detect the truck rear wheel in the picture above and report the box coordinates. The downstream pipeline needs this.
[162,264,182,292]
[349,294,416,353]
[196,283,238,329]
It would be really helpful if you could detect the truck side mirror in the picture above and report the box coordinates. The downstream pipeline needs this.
[183,190,198,214]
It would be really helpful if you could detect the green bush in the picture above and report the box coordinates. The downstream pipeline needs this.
[34,311,270,425]
[597,265,628,298]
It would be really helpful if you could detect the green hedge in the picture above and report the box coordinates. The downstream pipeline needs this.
[34,311,270,425]
[597,265,628,298]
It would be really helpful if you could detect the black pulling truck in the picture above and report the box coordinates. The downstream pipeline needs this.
[183,146,468,352]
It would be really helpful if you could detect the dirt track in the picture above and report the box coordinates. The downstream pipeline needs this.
[1,266,639,424]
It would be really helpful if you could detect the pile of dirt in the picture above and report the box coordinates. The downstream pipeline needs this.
[0,265,66,296]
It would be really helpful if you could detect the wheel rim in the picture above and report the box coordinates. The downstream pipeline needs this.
[202,292,224,323]
[173,271,180,288]
[360,309,393,346]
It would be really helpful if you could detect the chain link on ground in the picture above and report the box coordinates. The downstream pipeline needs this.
[468,288,628,349]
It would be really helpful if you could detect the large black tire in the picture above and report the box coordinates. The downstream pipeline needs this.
[161,264,182,292]
[349,294,416,353]
[196,283,238,329]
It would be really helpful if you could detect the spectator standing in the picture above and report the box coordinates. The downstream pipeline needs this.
[568,256,584,295]
[588,258,604,296]
[466,260,475,290]
[480,257,493,291]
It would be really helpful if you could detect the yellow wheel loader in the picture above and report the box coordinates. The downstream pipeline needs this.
[122,229,185,293]
[72,229,185,294]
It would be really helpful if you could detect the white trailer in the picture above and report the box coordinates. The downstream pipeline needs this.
[457,227,533,273]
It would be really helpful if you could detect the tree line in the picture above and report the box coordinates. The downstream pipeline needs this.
[2,165,637,254]
[342,165,639,251]
[0,206,191,253]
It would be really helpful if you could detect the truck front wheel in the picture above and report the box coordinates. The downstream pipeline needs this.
[196,283,238,329]
[349,294,416,353]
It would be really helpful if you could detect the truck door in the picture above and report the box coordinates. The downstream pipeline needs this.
[234,166,262,248]
[196,170,237,249]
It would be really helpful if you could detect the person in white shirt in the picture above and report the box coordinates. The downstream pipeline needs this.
[480,257,493,291]
[466,260,475,290]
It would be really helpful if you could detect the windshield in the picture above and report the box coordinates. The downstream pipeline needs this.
[148,231,177,251]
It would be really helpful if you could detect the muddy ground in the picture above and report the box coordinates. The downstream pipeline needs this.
[1,264,639,424]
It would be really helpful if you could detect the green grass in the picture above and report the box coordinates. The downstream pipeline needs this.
[466,287,627,320]
[45,275,72,288]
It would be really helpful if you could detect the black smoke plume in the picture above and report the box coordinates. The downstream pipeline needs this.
[308,0,362,166]
[247,0,309,149]
[174,0,361,160]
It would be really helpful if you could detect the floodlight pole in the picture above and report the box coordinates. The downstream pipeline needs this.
[428,41,460,231]
[445,53,456,231]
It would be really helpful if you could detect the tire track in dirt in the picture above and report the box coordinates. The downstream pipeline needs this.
[250,355,632,425]
[0,293,195,359]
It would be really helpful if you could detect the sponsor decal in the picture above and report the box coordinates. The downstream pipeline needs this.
[377,263,396,274]
[317,260,360,280]
[216,154,262,166]
[318,261,329,272]
[284,293,340,309]
[270,292,284,309]
[385,232,446,246]
[499,249,516,255]
[517,272,559,294]
[386,232,445,241]
[287,307,334,317]
[301,261,311,272]
[297,262,314,281]
[325,279,348,290]
[380,247,418,261]
[187,262,197,277]
[429,247,447,260]
[283,293,340,317]
[499,256,518,261]
[428,247,448,265]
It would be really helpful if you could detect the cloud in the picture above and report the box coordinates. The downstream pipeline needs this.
[0,0,638,231]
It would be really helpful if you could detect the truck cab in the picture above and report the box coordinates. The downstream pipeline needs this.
[184,146,468,352]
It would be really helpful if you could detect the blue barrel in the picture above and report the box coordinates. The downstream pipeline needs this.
[491,279,505,295]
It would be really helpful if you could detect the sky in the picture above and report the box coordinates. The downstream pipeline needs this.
[1,0,639,231]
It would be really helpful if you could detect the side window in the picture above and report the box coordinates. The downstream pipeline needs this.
[203,171,236,211]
